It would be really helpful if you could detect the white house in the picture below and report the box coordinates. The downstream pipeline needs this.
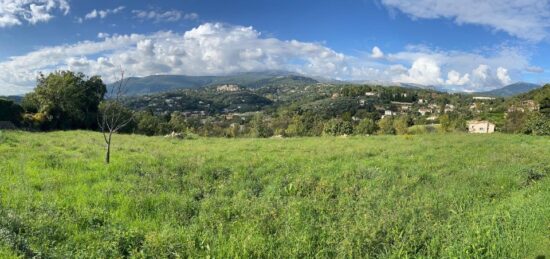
[473,96,496,100]
[444,104,455,113]
[468,120,495,134]
[418,108,431,116]
[384,110,397,116]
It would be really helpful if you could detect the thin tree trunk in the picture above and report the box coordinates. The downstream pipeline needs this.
[105,132,112,164]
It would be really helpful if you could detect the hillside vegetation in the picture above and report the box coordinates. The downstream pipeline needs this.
[0,131,549,257]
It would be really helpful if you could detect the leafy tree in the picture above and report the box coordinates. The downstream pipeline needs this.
[323,118,353,136]
[504,111,528,133]
[393,116,410,135]
[451,114,468,132]
[250,113,273,138]
[523,112,550,135]
[377,117,395,135]
[439,114,451,133]
[135,111,163,136]
[540,97,550,114]
[21,92,40,113]
[0,99,23,126]
[169,112,188,133]
[354,118,378,135]
[25,71,106,130]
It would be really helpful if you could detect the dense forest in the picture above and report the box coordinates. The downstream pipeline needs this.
[1,71,549,137]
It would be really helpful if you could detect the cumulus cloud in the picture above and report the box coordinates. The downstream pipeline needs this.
[0,0,69,27]
[380,0,550,41]
[132,9,198,23]
[387,45,529,89]
[0,23,537,95]
[371,46,384,59]
[395,57,443,85]
[445,70,470,86]
[83,6,124,20]
[496,67,512,85]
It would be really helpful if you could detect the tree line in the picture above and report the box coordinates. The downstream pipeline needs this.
[1,71,549,138]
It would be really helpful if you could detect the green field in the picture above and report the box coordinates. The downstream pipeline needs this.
[0,131,549,258]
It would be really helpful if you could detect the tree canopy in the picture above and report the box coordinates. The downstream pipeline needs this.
[24,71,106,130]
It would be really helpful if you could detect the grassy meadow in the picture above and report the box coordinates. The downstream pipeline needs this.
[0,131,549,258]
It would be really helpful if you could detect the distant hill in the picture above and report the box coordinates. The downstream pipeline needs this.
[0,96,23,103]
[124,88,273,114]
[244,75,318,88]
[476,82,541,97]
[111,71,313,95]
[512,84,550,102]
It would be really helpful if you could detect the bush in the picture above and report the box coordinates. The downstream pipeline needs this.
[354,119,378,135]
[377,117,395,135]
[523,113,550,136]
[393,116,411,135]
[323,118,353,136]
[0,99,23,126]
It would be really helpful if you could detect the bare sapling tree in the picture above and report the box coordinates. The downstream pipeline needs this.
[98,70,133,164]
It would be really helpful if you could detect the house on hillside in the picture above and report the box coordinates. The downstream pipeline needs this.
[508,100,539,113]
[473,96,496,100]
[384,110,397,116]
[391,101,413,111]
[217,84,240,92]
[418,108,431,116]
[467,120,495,134]
[444,104,455,113]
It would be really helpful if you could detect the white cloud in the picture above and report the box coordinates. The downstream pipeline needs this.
[387,45,529,89]
[380,0,550,41]
[395,57,444,85]
[97,32,110,38]
[526,66,544,73]
[132,9,198,23]
[445,70,470,85]
[84,6,124,20]
[0,0,69,27]
[496,67,512,85]
[0,23,538,95]
[371,46,384,59]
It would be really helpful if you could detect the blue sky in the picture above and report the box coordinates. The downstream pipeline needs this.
[1,0,550,95]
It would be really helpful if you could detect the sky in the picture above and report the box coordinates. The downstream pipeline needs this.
[1,0,550,95]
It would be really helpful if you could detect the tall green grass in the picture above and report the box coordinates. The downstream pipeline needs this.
[0,131,549,257]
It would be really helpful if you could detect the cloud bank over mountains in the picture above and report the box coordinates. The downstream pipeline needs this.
[0,22,537,95]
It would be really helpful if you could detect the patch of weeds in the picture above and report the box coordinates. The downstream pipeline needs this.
[0,209,41,258]
[43,154,63,169]
[522,166,548,186]
[203,167,232,182]
[108,227,145,257]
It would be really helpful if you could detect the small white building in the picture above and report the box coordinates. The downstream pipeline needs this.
[418,108,431,116]
[426,116,438,121]
[468,120,495,134]
[473,96,496,100]
[384,110,397,116]
[444,104,455,113]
